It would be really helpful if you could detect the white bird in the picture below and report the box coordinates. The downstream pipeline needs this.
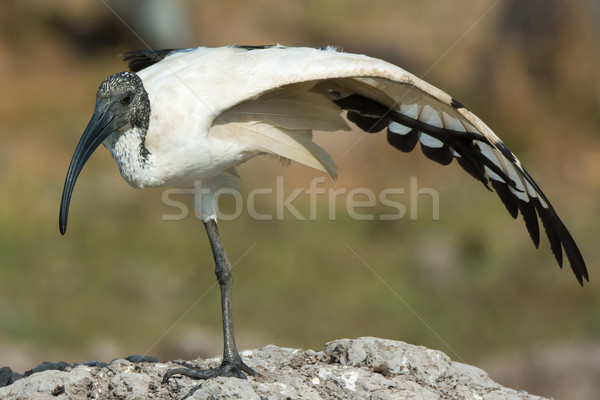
[59,45,588,381]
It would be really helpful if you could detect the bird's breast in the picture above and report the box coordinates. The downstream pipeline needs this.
[136,113,249,189]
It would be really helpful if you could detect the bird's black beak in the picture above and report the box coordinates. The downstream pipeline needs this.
[59,102,123,234]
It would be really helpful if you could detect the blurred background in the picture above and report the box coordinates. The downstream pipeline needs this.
[1,0,599,398]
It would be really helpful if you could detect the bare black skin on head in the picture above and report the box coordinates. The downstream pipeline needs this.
[59,72,149,234]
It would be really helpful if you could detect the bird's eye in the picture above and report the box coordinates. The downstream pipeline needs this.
[121,94,132,105]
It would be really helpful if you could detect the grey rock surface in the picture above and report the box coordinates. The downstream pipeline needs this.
[0,337,548,400]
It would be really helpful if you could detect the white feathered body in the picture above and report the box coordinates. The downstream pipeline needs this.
[130,46,458,187]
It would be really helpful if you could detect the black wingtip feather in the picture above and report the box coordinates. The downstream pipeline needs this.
[347,112,388,133]
[456,155,488,186]
[387,129,420,152]
[121,49,177,72]
[451,98,465,109]
[231,45,276,51]
[516,199,540,248]
[537,204,564,268]
[420,143,454,165]
[533,199,588,285]
[490,180,519,219]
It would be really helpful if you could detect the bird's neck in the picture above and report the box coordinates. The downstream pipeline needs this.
[105,126,153,189]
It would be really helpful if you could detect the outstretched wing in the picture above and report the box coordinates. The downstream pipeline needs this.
[319,78,588,285]
[124,45,588,285]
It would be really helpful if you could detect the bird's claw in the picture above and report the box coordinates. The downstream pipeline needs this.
[162,360,260,383]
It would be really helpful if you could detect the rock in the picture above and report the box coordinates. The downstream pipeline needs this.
[23,361,72,377]
[0,367,13,387]
[125,355,159,364]
[0,337,548,399]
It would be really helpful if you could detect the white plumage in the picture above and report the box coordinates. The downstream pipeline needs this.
[59,45,588,381]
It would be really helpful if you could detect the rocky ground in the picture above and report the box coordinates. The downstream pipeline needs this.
[0,337,547,400]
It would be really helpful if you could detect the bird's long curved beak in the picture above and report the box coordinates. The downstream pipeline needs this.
[59,103,119,235]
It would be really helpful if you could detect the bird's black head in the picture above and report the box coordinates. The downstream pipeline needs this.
[59,71,149,235]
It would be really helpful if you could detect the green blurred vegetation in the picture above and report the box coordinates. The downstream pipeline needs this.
[0,0,599,397]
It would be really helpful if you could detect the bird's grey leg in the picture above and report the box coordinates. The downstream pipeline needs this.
[205,218,258,374]
[162,219,259,382]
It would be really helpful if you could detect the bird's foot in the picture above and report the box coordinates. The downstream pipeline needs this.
[162,360,260,383]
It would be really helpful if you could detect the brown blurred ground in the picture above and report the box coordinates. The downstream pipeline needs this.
[0,0,599,399]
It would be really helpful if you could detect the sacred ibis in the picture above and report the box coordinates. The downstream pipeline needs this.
[59,45,588,381]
